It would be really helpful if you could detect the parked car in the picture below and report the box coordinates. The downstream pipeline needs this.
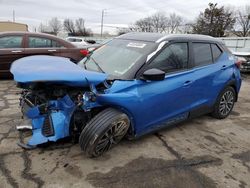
[66,37,101,51]
[11,33,241,157]
[66,37,90,47]
[233,52,250,72]
[0,32,87,78]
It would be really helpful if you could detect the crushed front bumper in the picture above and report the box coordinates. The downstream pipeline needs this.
[17,95,76,149]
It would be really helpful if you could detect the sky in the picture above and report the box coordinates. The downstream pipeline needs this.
[0,0,249,34]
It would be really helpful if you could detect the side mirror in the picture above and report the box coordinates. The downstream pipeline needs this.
[142,68,165,81]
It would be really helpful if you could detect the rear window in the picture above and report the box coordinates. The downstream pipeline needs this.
[28,37,63,48]
[67,38,82,42]
[211,44,222,61]
[0,36,23,48]
[193,43,213,67]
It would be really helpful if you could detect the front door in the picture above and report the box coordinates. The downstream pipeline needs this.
[0,35,25,78]
[134,42,197,135]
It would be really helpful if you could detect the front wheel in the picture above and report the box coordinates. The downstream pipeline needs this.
[79,108,130,157]
[211,86,236,119]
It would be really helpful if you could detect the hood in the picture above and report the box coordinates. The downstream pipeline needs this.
[10,55,107,87]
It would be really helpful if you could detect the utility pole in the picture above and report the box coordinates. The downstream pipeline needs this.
[101,9,106,38]
[13,10,15,22]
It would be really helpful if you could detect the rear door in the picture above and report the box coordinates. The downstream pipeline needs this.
[0,34,25,77]
[24,34,63,57]
[188,42,225,116]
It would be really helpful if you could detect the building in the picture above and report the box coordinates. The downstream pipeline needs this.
[0,21,28,32]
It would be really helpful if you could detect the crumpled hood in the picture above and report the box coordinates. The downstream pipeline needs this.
[10,55,107,87]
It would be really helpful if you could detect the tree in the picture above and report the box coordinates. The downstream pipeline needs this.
[168,13,183,33]
[64,18,76,36]
[38,23,47,33]
[150,12,168,33]
[131,17,154,32]
[192,3,235,37]
[131,12,183,33]
[75,18,86,36]
[48,17,62,35]
[233,6,250,37]
[75,18,93,36]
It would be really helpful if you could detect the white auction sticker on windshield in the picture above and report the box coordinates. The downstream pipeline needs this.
[127,42,146,48]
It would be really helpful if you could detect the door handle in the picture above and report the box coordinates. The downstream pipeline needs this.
[183,80,193,86]
[11,50,22,53]
[48,49,57,52]
[221,65,227,70]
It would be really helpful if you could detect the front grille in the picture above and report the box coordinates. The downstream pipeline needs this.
[42,115,54,137]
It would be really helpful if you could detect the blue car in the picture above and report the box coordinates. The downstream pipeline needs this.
[11,33,241,157]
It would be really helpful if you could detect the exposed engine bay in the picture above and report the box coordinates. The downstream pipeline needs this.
[18,83,106,149]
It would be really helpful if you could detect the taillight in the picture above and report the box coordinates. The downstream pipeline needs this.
[235,60,242,69]
[235,56,246,69]
[80,49,89,56]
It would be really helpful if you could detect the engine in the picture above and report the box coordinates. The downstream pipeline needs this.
[18,83,100,148]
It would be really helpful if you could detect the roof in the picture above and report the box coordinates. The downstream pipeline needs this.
[0,31,54,38]
[0,21,28,27]
[117,32,223,44]
[0,31,75,48]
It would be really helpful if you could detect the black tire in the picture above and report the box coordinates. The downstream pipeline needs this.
[211,86,236,119]
[79,108,130,157]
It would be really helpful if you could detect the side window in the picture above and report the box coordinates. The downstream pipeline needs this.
[51,40,63,48]
[193,43,213,67]
[0,36,23,48]
[28,37,52,48]
[211,44,222,61]
[148,43,188,73]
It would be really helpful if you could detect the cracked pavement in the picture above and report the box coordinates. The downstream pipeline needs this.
[0,74,250,188]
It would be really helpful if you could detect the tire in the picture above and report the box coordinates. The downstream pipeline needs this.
[211,86,236,119]
[79,108,130,157]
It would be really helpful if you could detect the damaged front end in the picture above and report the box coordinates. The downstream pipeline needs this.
[18,90,75,148]
[11,55,107,149]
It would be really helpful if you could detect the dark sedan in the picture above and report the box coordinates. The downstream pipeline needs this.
[0,32,88,78]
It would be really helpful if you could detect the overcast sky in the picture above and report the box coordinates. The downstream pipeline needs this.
[0,0,249,34]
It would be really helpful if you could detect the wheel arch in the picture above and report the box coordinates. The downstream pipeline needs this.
[98,105,136,138]
[226,79,238,102]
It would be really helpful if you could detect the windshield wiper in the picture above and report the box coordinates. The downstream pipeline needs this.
[89,57,105,73]
[83,54,105,73]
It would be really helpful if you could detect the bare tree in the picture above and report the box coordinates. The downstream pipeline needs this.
[131,12,183,33]
[150,12,169,33]
[49,17,62,35]
[75,18,86,36]
[132,17,153,32]
[64,18,76,36]
[38,23,47,33]
[233,5,250,37]
[168,13,183,33]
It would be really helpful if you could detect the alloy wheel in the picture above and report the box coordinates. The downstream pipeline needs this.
[219,90,234,116]
[94,119,129,155]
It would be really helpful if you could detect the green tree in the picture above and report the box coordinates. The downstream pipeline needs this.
[192,3,235,37]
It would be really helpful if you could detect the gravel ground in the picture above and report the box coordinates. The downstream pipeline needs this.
[0,74,249,188]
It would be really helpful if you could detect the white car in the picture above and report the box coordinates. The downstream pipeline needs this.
[66,37,90,47]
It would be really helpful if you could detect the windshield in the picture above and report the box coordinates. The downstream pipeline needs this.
[78,39,156,77]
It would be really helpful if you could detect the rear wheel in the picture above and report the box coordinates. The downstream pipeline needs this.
[211,86,236,119]
[79,108,130,157]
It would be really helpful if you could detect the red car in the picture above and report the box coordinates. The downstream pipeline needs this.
[0,32,88,78]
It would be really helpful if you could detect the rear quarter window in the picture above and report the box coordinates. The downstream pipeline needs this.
[211,44,222,61]
[193,43,213,67]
